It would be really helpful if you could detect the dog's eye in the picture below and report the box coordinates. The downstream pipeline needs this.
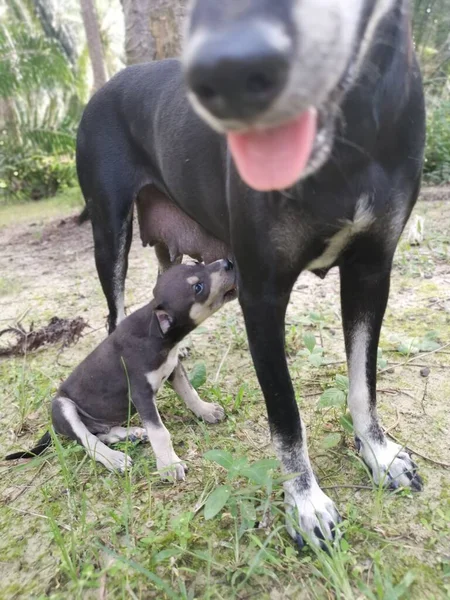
[193,282,204,295]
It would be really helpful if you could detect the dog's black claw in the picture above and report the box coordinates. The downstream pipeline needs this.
[314,526,326,541]
[410,474,423,492]
[319,540,331,554]
[329,521,337,540]
[295,533,305,550]
[354,436,362,452]
[128,434,138,442]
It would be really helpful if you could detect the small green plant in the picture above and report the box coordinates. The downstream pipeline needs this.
[202,450,280,533]
[396,330,440,356]
[300,332,324,367]
[377,348,388,369]
[317,374,349,409]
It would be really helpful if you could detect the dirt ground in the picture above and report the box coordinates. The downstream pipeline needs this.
[0,189,449,598]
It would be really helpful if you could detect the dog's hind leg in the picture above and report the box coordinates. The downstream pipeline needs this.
[340,258,423,491]
[91,194,134,333]
[170,362,225,423]
[52,397,133,472]
[97,426,148,444]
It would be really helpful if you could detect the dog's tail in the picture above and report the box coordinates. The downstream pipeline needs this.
[5,431,52,460]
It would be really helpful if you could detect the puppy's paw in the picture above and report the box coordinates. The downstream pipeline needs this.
[197,402,225,424]
[103,450,133,473]
[356,436,423,491]
[157,454,187,482]
[128,427,149,443]
[284,477,341,550]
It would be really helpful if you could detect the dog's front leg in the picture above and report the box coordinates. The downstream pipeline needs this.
[132,379,186,481]
[340,259,423,491]
[239,287,340,549]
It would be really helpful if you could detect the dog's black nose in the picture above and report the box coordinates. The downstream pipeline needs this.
[224,259,234,271]
[185,27,290,121]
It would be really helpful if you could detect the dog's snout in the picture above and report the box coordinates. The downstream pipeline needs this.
[186,27,290,121]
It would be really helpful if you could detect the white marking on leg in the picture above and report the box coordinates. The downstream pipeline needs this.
[274,423,340,546]
[171,362,225,423]
[145,345,179,393]
[347,325,421,488]
[58,397,132,472]
[144,420,185,481]
[114,211,132,325]
[347,322,373,438]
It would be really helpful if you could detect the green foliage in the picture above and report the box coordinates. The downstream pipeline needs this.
[0,7,83,202]
[423,99,450,184]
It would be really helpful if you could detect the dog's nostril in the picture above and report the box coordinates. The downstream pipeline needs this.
[246,73,274,95]
[225,259,234,271]
[194,84,217,101]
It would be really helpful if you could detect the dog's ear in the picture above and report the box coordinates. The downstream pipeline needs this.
[155,309,174,336]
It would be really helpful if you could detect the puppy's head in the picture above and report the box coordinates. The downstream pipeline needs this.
[152,259,237,340]
[183,0,398,191]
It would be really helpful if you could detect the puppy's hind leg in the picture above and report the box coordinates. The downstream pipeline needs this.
[52,397,133,472]
[170,362,225,423]
[97,426,148,444]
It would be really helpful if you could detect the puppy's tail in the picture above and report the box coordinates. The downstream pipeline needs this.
[5,431,52,460]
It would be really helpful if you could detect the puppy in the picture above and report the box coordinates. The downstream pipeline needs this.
[6,259,236,479]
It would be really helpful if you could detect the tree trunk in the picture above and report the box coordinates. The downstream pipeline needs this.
[120,0,187,66]
[79,0,107,93]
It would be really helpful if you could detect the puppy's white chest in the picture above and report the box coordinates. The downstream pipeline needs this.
[146,346,179,393]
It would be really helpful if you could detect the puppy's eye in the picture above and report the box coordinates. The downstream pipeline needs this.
[193,282,204,295]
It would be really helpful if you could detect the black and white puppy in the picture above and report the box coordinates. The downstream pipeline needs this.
[6,260,236,478]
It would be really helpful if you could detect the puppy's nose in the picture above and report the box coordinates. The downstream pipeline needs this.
[185,25,290,121]
[224,259,234,271]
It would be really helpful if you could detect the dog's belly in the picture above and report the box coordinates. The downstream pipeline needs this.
[137,185,231,264]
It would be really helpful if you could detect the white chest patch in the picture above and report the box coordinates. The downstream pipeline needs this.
[146,345,179,393]
[306,196,374,272]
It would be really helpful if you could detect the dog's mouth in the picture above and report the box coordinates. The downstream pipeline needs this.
[226,47,358,192]
[227,109,318,192]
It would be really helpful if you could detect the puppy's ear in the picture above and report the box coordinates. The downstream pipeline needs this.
[155,309,174,336]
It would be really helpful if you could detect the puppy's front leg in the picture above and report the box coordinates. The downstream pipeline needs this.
[170,361,225,423]
[132,378,186,481]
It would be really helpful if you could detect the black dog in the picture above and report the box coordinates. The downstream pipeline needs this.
[6,261,236,477]
[76,0,425,548]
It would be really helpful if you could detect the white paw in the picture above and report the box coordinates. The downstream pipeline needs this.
[102,450,133,473]
[284,477,341,549]
[197,402,225,424]
[127,427,148,443]
[156,453,187,482]
[356,436,423,491]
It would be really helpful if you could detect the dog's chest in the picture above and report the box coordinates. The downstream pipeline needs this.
[146,345,179,393]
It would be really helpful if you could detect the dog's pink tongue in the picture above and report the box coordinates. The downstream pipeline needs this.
[228,108,317,191]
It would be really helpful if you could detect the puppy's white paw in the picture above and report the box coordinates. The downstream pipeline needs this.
[284,477,341,550]
[102,450,133,473]
[356,436,423,491]
[127,427,148,443]
[197,402,225,424]
[156,453,187,482]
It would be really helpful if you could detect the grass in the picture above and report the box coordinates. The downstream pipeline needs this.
[0,191,449,598]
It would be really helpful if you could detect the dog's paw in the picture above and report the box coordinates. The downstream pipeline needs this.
[103,450,133,473]
[356,437,423,491]
[128,427,149,443]
[156,454,187,482]
[197,402,225,424]
[284,478,341,550]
